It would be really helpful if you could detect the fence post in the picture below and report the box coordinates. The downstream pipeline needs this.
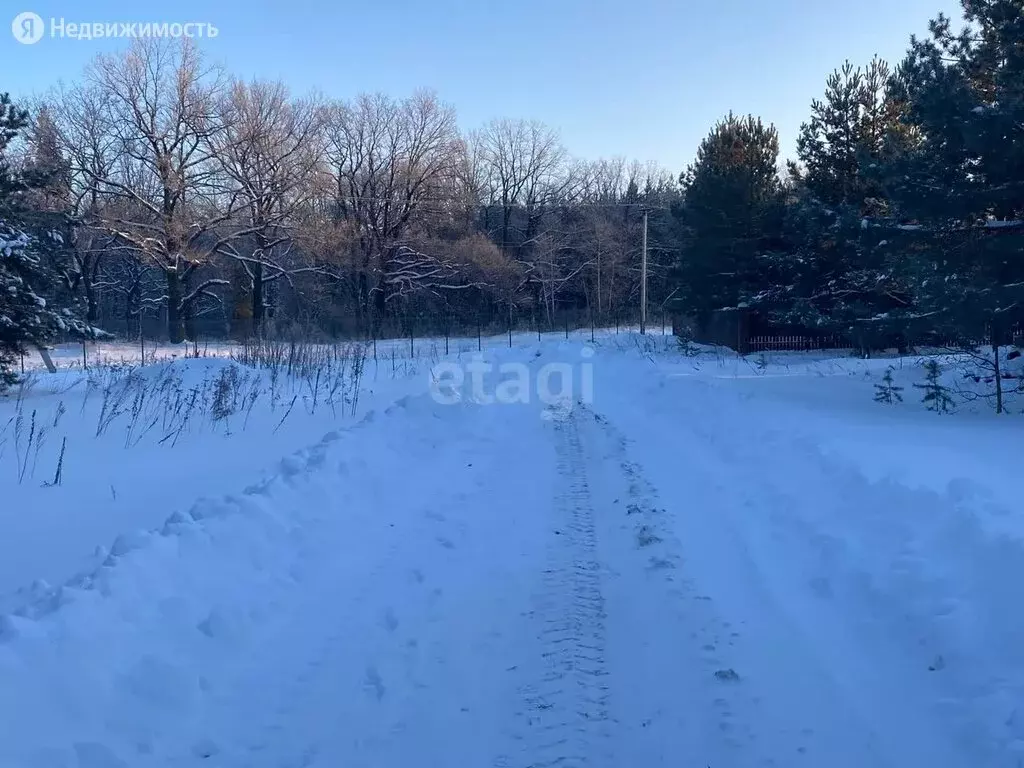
[477,313,482,352]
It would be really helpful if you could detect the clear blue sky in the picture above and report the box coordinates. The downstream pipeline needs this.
[2,0,962,173]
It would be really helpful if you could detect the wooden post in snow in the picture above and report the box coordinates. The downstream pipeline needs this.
[35,345,56,373]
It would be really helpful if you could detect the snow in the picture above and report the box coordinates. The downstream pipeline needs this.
[0,343,438,612]
[1,332,1023,766]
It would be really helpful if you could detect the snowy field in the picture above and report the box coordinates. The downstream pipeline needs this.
[1,332,1022,767]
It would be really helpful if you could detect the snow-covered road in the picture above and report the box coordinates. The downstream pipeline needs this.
[2,342,1020,767]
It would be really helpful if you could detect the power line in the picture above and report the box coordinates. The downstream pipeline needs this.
[323,194,673,210]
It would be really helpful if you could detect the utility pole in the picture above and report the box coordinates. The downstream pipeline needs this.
[640,208,648,335]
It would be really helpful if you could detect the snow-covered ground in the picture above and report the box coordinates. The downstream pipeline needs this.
[1,333,1022,767]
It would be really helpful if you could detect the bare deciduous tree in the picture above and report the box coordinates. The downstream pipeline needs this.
[476,118,567,256]
[215,80,325,336]
[80,38,237,342]
[323,90,462,326]
[25,49,680,342]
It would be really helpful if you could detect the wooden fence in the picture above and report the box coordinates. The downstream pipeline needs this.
[745,334,850,353]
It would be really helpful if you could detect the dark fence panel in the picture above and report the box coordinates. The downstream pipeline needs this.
[746,334,851,353]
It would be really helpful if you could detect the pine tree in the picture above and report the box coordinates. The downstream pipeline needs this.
[914,359,955,413]
[874,367,904,404]
[0,92,95,390]
[757,58,909,351]
[22,106,72,210]
[876,1,1024,359]
[673,113,784,324]
[791,57,898,212]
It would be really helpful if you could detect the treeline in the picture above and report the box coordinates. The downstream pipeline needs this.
[0,40,677,352]
[2,0,1023,387]
[675,0,1024,357]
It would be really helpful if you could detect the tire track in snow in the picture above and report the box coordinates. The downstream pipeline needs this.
[592,377,981,768]
[579,403,761,765]
[500,407,611,768]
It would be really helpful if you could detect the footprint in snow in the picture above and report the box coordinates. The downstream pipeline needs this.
[636,526,662,547]
[714,668,741,683]
[364,666,386,701]
[197,608,240,642]
[648,556,675,571]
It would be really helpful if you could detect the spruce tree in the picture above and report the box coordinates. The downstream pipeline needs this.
[914,359,955,413]
[0,93,26,200]
[0,92,94,390]
[874,367,904,404]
